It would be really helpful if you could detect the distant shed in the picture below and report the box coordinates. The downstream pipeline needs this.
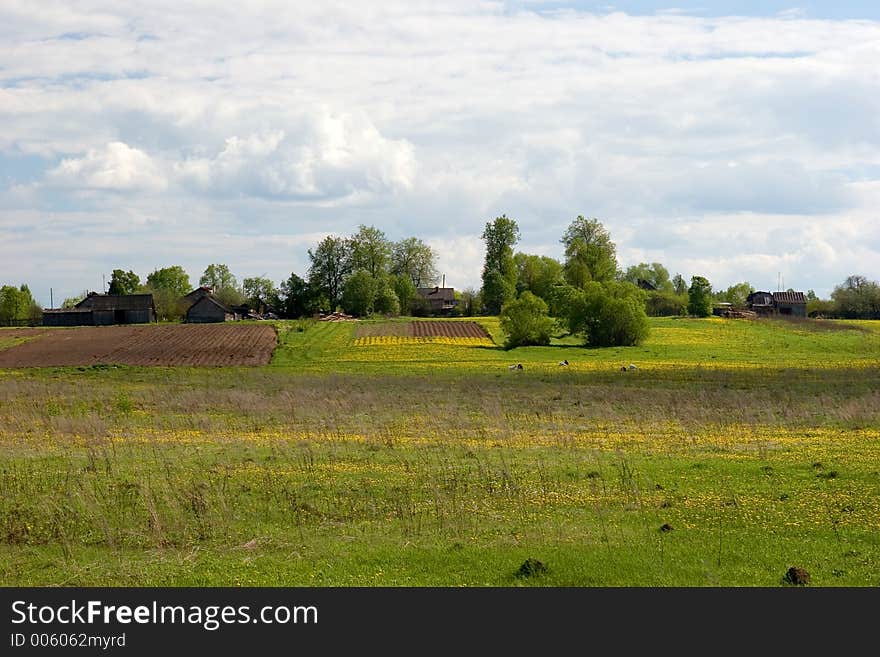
[185,295,237,323]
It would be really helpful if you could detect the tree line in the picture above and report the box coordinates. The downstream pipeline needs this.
[2,217,878,328]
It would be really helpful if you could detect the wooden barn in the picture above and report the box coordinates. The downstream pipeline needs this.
[746,291,807,317]
[185,295,238,323]
[415,286,457,315]
[42,293,156,326]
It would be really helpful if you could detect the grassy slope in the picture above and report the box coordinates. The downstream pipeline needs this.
[1,316,879,586]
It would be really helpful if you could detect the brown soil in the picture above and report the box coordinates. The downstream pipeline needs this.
[0,324,277,367]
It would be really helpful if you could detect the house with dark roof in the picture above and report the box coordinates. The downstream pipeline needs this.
[747,291,807,317]
[42,293,156,326]
[414,286,457,316]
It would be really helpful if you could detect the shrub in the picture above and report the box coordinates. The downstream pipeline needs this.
[500,292,556,349]
[563,281,649,347]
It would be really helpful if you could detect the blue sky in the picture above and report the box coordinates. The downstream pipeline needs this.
[1,1,879,306]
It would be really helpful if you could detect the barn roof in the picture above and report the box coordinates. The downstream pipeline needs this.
[772,291,806,304]
[187,295,233,314]
[416,286,455,302]
[75,293,156,311]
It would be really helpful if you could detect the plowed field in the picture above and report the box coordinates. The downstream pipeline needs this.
[355,321,489,339]
[0,324,277,367]
[411,321,489,338]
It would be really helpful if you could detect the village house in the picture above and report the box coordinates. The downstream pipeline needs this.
[415,286,457,316]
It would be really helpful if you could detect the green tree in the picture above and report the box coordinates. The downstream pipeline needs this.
[0,284,39,324]
[341,269,378,317]
[500,291,556,349]
[146,265,191,298]
[622,262,673,293]
[391,275,416,314]
[391,237,438,287]
[279,273,315,318]
[200,264,238,293]
[480,214,520,314]
[308,235,352,310]
[688,276,713,317]
[714,282,754,308]
[514,253,564,302]
[350,225,392,279]
[242,276,278,310]
[562,281,649,347]
[561,216,618,288]
[831,275,880,319]
[107,269,140,295]
[456,288,481,317]
[672,273,687,296]
[373,277,401,316]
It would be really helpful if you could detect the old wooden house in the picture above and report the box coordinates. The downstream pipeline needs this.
[42,293,156,326]
[415,287,457,315]
[185,295,238,323]
[746,291,807,317]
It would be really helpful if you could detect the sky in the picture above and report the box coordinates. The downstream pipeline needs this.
[1,1,879,307]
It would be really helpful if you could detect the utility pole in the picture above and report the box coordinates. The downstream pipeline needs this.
[50,288,53,309]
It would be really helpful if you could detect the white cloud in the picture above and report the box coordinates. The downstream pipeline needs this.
[46,141,167,192]
[1,2,879,300]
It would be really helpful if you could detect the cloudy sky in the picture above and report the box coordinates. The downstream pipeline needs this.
[2,1,879,306]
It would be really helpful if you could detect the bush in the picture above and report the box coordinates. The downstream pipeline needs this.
[563,281,649,347]
[646,291,687,316]
[500,292,556,349]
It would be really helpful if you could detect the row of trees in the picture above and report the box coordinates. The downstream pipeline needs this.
[307,226,439,317]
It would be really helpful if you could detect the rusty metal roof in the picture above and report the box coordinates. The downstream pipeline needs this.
[773,291,806,304]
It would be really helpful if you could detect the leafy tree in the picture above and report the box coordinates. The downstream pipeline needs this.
[341,270,378,317]
[391,237,438,287]
[279,273,316,318]
[514,253,564,302]
[687,276,713,317]
[831,275,880,319]
[480,214,520,314]
[146,265,191,298]
[242,276,278,310]
[561,216,617,288]
[561,281,649,347]
[350,225,392,279]
[391,275,416,314]
[199,264,238,292]
[456,288,481,317]
[714,282,754,307]
[373,277,401,316]
[107,269,140,295]
[622,262,673,293]
[308,235,352,310]
[61,296,82,309]
[0,284,39,324]
[500,291,556,349]
[672,273,688,296]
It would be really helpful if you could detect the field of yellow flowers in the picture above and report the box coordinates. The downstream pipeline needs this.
[0,316,878,585]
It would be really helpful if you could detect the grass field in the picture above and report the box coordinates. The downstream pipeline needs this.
[1,316,879,586]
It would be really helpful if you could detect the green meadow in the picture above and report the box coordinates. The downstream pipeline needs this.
[1,316,879,586]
